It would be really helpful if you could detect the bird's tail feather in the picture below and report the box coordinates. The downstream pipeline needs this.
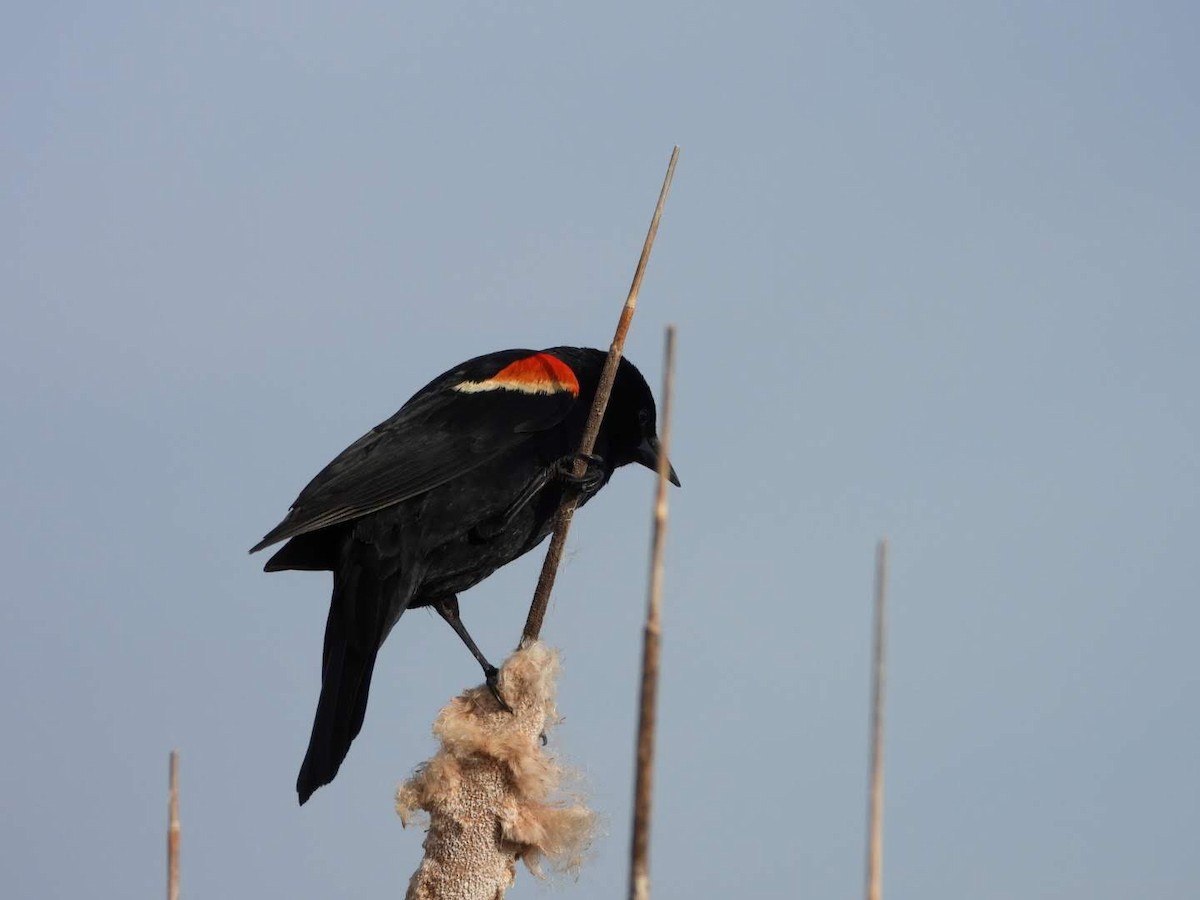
[296,559,385,805]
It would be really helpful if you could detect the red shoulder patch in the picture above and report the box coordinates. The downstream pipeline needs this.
[453,352,580,397]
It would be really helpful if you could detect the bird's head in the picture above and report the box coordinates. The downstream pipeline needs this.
[597,353,681,487]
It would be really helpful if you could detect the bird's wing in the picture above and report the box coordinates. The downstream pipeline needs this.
[250,350,583,552]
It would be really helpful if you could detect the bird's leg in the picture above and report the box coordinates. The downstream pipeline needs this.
[475,467,557,539]
[432,596,512,712]
[554,451,606,493]
[474,452,607,540]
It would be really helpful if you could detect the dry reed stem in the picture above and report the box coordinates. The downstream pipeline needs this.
[521,146,680,644]
[167,750,179,900]
[865,539,888,900]
[628,326,676,900]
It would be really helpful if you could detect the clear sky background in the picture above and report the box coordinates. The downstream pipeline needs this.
[3,3,1198,898]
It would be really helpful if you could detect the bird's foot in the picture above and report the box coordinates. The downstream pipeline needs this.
[485,665,513,714]
[555,452,606,493]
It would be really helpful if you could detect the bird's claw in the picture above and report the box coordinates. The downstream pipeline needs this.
[556,452,606,493]
[485,665,513,714]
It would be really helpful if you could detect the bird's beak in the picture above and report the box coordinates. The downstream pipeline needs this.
[635,435,681,487]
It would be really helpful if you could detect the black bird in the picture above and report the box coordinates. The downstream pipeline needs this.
[251,347,679,804]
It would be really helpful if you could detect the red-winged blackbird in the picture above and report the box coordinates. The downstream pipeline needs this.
[251,347,678,804]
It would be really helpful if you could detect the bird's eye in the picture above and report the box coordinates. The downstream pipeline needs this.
[637,409,651,427]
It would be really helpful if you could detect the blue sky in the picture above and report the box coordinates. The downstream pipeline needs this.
[3,3,1198,897]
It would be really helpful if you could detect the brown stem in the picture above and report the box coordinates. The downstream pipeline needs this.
[168,750,180,900]
[520,146,680,644]
[628,326,676,900]
[865,539,888,900]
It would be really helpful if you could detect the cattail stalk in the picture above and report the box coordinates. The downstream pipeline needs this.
[168,750,180,900]
[629,326,676,900]
[865,540,888,900]
[521,146,680,644]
